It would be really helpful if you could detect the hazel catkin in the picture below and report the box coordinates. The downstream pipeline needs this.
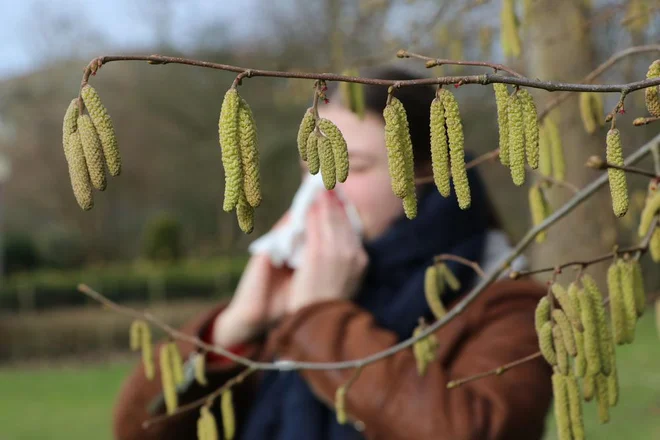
[538,124,553,178]
[566,375,585,440]
[319,118,349,183]
[389,97,416,198]
[297,108,315,161]
[607,261,628,345]
[579,93,597,134]
[631,259,646,316]
[129,320,142,351]
[383,101,410,199]
[403,192,418,220]
[221,389,236,440]
[583,374,595,402]
[80,85,121,176]
[595,373,610,424]
[238,98,262,208]
[518,89,539,169]
[66,132,94,210]
[78,114,107,191]
[606,128,629,217]
[582,275,613,376]
[318,135,337,190]
[219,88,243,212]
[552,309,578,357]
[62,99,79,155]
[638,190,660,238]
[546,118,565,181]
[140,323,155,380]
[430,97,451,197]
[644,60,660,117]
[576,284,602,376]
[236,193,254,234]
[529,185,549,243]
[618,259,638,343]
[538,321,557,366]
[425,265,447,320]
[335,385,347,425]
[553,325,570,375]
[159,344,178,415]
[507,93,526,186]
[440,89,470,209]
[199,405,219,440]
[493,83,510,167]
[552,372,572,440]
[568,284,587,377]
[500,0,522,58]
[535,296,551,334]
[306,132,320,175]
[194,353,208,386]
[552,283,583,332]
[167,342,185,386]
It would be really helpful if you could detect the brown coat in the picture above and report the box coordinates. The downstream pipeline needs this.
[113,279,552,440]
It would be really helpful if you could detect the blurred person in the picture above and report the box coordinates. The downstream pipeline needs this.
[113,67,552,440]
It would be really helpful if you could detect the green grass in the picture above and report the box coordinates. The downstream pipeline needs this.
[0,361,132,440]
[543,309,660,439]
[0,311,658,440]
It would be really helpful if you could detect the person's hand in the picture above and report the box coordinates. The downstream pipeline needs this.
[213,213,293,347]
[287,191,368,313]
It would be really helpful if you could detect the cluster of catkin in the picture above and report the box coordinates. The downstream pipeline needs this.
[130,320,154,380]
[383,96,419,218]
[493,85,540,186]
[644,60,660,118]
[537,268,646,440]
[218,88,262,234]
[296,108,350,191]
[61,85,121,210]
[424,262,461,320]
[578,93,605,135]
[429,89,471,211]
[196,389,235,440]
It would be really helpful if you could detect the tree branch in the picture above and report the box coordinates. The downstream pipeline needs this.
[397,50,525,78]
[634,116,660,126]
[434,254,486,278]
[446,351,542,389]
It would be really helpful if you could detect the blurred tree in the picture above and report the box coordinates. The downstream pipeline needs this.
[3,233,40,274]
[142,213,184,263]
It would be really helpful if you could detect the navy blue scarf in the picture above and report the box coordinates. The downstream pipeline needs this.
[240,167,490,440]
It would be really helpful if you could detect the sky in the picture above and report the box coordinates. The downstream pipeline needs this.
[0,0,270,79]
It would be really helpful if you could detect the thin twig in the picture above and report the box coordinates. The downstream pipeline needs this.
[142,366,256,428]
[586,158,659,179]
[77,133,660,373]
[398,50,525,78]
[538,45,660,121]
[634,116,660,126]
[79,54,660,96]
[434,254,486,278]
[446,352,542,389]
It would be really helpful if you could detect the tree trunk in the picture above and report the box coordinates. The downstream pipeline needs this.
[524,1,616,286]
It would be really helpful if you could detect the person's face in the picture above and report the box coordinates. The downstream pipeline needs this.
[302,103,405,242]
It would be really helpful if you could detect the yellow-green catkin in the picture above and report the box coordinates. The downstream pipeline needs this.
[306,132,320,175]
[168,342,184,386]
[297,108,315,161]
[552,283,583,332]
[607,261,628,345]
[78,114,107,191]
[236,193,254,234]
[545,118,565,181]
[576,284,602,376]
[535,296,551,334]
[425,265,447,320]
[67,132,94,210]
[579,93,597,134]
[430,97,451,197]
[638,190,660,238]
[595,373,610,424]
[529,185,549,243]
[591,93,605,129]
[199,405,219,440]
[319,118,349,183]
[340,69,366,120]
[318,135,336,190]
[219,88,243,212]
[129,320,142,351]
[650,229,660,262]
[538,124,552,178]
[441,90,470,209]
[413,325,436,376]
[566,375,585,440]
[403,192,417,220]
[493,84,510,167]
[582,275,613,376]
[539,321,557,366]
[583,374,595,402]
[140,323,155,380]
[606,128,629,217]
[631,259,645,316]
[335,385,347,425]
[238,98,261,208]
[439,263,461,291]
[390,97,416,198]
[221,389,236,440]
[607,343,619,407]
[159,344,178,415]
[552,372,572,440]
[507,93,526,186]
[383,101,410,199]
[553,325,570,375]
[644,60,660,117]
[518,89,539,169]
[80,85,121,176]
[553,309,578,357]
[500,0,521,58]
[568,284,587,377]
[618,259,638,343]
[194,353,208,386]
[62,99,79,156]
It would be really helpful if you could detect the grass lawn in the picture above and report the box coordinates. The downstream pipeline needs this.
[0,311,658,440]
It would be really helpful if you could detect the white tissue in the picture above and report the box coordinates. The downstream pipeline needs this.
[248,173,363,269]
